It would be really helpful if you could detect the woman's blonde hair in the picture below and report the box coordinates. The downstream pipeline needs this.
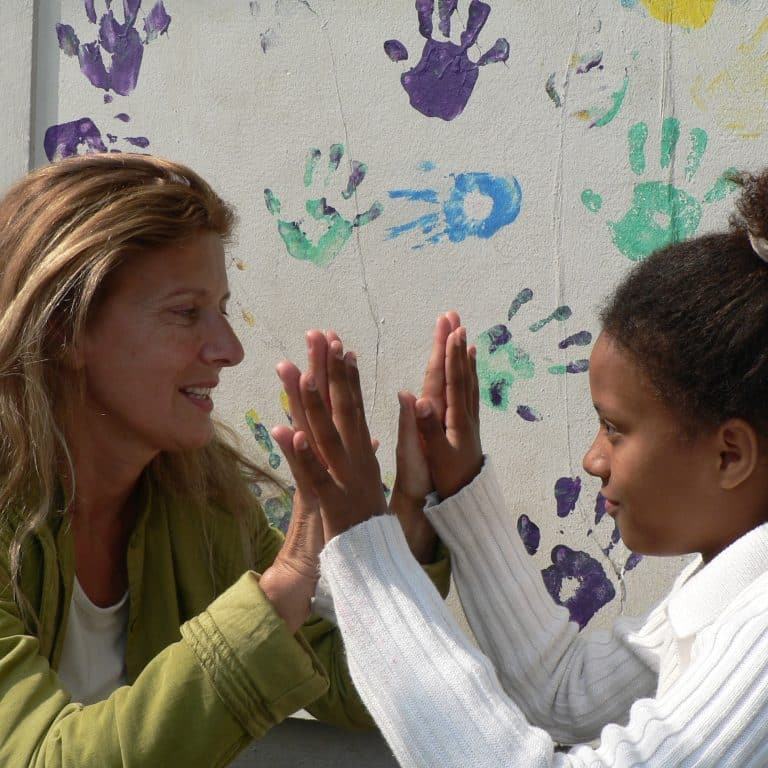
[0,153,271,629]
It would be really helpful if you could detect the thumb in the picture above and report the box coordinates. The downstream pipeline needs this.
[414,397,451,462]
[395,390,420,463]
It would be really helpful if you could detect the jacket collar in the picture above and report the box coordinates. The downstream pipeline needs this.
[667,522,768,639]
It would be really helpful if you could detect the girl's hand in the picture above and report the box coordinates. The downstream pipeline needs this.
[415,326,483,499]
[388,313,460,561]
[278,338,388,541]
[256,480,323,634]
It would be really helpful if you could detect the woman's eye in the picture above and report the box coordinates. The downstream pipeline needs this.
[174,307,199,319]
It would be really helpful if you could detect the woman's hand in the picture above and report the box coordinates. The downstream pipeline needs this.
[257,482,323,634]
[415,325,483,499]
[275,337,388,541]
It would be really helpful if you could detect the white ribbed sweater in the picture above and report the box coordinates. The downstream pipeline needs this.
[319,460,768,767]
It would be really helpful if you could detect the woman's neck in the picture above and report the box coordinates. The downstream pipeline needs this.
[62,418,154,607]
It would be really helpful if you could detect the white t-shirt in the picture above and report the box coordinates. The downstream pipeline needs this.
[57,577,129,705]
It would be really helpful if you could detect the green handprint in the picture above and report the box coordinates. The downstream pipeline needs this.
[582,118,738,262]
[264,144,383,268]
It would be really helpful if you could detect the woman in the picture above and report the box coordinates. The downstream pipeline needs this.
[0,153,448,766]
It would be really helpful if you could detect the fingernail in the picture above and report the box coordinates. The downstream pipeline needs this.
[415,400,432,418]
[332,341,344,359]
[298,435,309,450]
[347,350,357,367]
[306,374,317,391]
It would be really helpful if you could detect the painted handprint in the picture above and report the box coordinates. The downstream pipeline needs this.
[264,144,383,267]
[582,118,738,262]
[56,0,171,96]
[692,19,768,139]
[56,0,172,97]
[44,116,150,161]
[387,163,522,249]
[516,477,641,629]
[384,0,509,121]
[245,408,282,470]
[475,289,592,421]
[620,0,717,29]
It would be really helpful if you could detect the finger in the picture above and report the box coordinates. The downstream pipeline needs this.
[345,351,373,449]
[468,345,480,420]
[270,426,321,509]
[344,350,366,416]
[445,327,469,432]
[300,370,349,477]
[306,330,331,410]
[395,390,421,467]
[421,314,452,420]
[444,310,461,332]
[276,361,326,465]
[326,339,364,451]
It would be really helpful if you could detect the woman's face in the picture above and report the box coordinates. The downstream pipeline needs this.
[78,231,244,461]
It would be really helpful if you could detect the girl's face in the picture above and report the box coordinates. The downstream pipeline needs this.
[582,333,728,560]
[77,231,244,463]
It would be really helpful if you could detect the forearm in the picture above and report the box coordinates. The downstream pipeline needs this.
[425,459,655,742]
[320,515,768,768]
[1,573,328,767]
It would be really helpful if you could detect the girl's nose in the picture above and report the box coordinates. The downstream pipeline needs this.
[582,436,609,480]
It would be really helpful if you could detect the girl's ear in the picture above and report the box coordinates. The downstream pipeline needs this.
[717,419,760,490]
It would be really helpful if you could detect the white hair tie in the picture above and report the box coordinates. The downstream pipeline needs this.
[748,231,768,262]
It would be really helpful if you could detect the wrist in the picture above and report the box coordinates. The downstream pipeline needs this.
[259,563,317,633]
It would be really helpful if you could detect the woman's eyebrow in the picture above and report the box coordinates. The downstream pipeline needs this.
[159,288,231,301]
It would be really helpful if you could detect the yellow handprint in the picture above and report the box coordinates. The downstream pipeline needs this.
[692,18,768,139]
[641,0,717,29]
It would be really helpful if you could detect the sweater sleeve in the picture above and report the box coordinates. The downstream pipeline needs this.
[0,571,329,768]
[423,459,658,743]
[320,515,768,768]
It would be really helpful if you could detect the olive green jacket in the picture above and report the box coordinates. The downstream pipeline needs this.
[0,481,450,767]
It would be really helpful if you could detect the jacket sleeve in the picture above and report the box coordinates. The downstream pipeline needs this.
[319,513,768,768]
[423,459,658,744]
[0,565,329,768]
[254,508,451,731]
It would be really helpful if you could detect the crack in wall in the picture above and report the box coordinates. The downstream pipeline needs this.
[320,17,382,414]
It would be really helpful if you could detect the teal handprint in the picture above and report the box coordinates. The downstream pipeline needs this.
[582,118,738,262]
[264,144,383,268]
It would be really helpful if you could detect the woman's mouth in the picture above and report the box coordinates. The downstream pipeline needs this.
[180,386,213,412]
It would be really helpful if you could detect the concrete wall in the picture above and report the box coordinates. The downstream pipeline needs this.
[4,0,768,763]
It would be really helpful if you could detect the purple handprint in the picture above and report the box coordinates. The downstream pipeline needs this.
[56,1,171,97]
[542,546,616,630]
[44,118,107,161]
[384,0,509,121]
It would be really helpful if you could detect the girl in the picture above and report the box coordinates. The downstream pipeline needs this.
[274,170,768,766]
[0,153,449,766]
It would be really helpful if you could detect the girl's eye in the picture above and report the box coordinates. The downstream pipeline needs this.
[599,418,619,437]
[174,307,199,319]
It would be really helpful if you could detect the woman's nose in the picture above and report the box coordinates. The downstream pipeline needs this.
[204,314,245,367]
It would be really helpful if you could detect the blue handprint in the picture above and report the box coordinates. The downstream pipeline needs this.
[387,166,522,249]
[384,0,509,121]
